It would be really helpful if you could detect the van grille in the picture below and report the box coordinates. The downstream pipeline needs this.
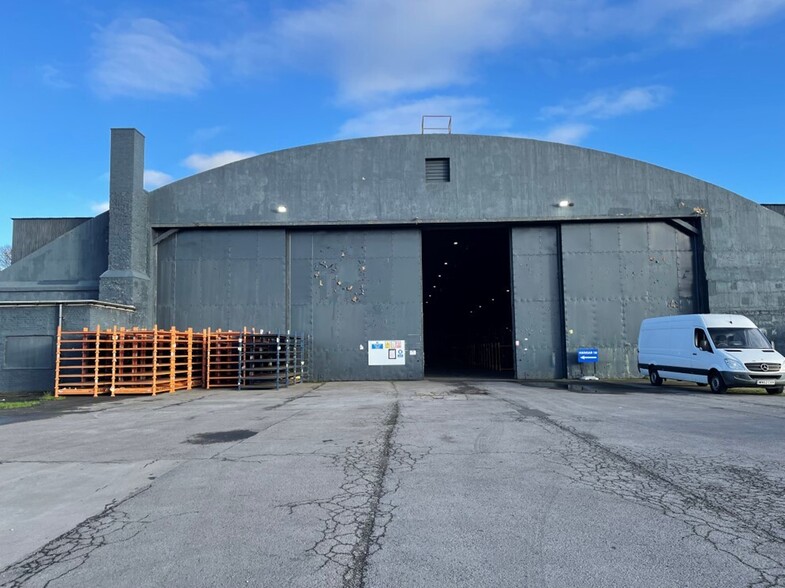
[744,362,781,372]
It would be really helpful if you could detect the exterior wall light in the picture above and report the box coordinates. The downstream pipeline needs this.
[557,200,574,208]
[275,205,288,213]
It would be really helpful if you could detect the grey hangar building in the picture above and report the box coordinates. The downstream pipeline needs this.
[2,128,785,392]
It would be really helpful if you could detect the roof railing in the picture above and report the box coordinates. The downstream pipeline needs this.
[421,115,452,134]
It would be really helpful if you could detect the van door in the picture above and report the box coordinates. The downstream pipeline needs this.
[691,328,713,382]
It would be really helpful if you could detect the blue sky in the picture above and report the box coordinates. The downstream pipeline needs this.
[1,0,784,246]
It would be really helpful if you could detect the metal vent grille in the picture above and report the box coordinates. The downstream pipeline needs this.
[425,158,450,182]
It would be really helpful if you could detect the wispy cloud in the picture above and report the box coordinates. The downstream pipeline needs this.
[85,1,785,106]
[144,169,174,190]
[337,96,510,138]
[601,0,785,39]
[542,86,671,120]
[537,123,594,145]
[213,0,785,104]
[697,0,785,33]
[269,0,524,103]
[183,150,256,172]
[39,65,72,89]
[90,18,208,98]
[90,201,109,214]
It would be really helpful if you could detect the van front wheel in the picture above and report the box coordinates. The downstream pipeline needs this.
[766,387,783,395]
[649,368,663,386]
[709,372,727,394]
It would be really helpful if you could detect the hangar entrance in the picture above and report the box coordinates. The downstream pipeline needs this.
[422,227,515,377]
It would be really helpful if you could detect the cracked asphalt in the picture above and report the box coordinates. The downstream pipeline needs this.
[1,380,784,587]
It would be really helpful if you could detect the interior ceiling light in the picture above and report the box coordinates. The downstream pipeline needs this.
[557,200,574,208]
[453,241,458,245]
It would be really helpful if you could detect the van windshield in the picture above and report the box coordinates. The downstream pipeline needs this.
[708,328,771,349]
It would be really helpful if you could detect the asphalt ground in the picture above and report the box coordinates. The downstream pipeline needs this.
[1,379,784,587]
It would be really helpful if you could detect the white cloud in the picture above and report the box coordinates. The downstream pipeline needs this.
[84,2,784,105]
[337,96,510,138]
[610,0,785,38]
[90,18,209,98]
[90,201,109,214]
[537,123,594,145]
[256,0,527,103]
[212,0,785,105]
[542,86,671,120]
[698,0,785,32]
[39,65,71,89]
[183,150,256,172]
[507,0,785,41]
[144,169,174,190]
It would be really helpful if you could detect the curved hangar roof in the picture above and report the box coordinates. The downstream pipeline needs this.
[149,134,775,231]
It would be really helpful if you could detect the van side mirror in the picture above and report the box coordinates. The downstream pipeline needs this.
[700,340,712,352]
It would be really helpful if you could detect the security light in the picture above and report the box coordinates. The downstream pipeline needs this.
[275,205,288,213]
[557,200,574,208]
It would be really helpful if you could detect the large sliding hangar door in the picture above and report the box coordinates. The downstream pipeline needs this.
[513,220,699,379]
[288,230,423,381]
[156,220,699,382]
[156,228,423,381]
[156,229,288,332]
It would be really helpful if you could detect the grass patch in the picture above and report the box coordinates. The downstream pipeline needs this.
[0,394,59,410]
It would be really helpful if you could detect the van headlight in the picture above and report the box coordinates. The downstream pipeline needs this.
[724,357,745,371]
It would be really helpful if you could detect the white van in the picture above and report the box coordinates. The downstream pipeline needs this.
[638,314,785,394]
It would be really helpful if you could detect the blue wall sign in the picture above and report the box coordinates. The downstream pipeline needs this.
[577,347,599,363]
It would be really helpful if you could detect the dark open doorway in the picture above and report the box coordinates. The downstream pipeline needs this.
[422,226,515,378]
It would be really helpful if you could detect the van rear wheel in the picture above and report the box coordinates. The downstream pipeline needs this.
[709,371,727,394]
[648,368,663,386]
[766,387,783,395]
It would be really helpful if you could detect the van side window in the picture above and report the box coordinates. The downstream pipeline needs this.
[695,329,712,352]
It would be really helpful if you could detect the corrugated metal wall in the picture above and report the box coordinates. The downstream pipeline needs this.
[12,218,91,262]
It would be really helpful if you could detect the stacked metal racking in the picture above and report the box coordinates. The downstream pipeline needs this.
[54,325,309,397]
[204,329,241,389]
[111,327,203,396]
[54,326,115,397]
[239,331,308,389]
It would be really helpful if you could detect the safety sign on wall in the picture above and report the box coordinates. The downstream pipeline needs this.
[368,340,406,366]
